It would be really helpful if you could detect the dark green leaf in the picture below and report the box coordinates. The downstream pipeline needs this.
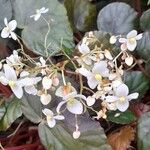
[13,0,74,56]
[64,0,97,32]
[140,9,150,31]
[38,112,111,150]
[21,93,42,123]
[97,2,137,34]
[0,98,22,131]
[0,104,6,120]
[123,71,149,99]
[138,112,150,150]
[107,110,136,124]
[0,0,12,30]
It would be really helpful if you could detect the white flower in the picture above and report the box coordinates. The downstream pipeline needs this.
[6,50,21,65]
[42,108,64,128]
[0,64,30,98]
[1,18,17,40]
[56,92,86,115]
[86,96,96,106]
[77,61,109,89]
[30,7,49,21]
[73,131,81,139]
[109,35,117,44]
[40,94,51,105]
[42,76,52,90]
[36,57,47,75]
[105,84,139,112]
[119,30,142,51]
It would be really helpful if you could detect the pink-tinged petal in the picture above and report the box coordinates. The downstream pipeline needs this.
[56,101,66,113]
[54,115,65,120]
[119,38,127,43]
[11,85,23,99]
[116,84,129,97]
[120,43,127,51]
[10,32,17,40]
[47,118,56,128]
[127,93,139,101]
[4,18,8,26]
[116,100,129,112]
[127,40,137,51]
[136,34,143,40]
[42,108,53,116]
[1,27,9,38]
[34,14,41,21]
[77,67,92,78]
[8,20,17,31]
[78,43,90,54]
[105,96,118,102]
[127,30,137,38]
[67,99,83,114]
[87,76,99,89]
[4,64,17,81]
[0,76,9,85]
[24,85,37,95]
[40,94,51,105]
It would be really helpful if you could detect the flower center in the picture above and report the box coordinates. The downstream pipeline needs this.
[119,96,126,102]
[67,98,75,106]
[128,37,136,44]
[8,80,15,87]
[47,115,53,121]
[95,74,102,81]
[36,9,40,14]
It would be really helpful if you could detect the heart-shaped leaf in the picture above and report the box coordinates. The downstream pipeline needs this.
[38,112,111,150]
[107,110,136,124]
[64,0,97,32]
[140,9,150,31]
[0,98,22,131]
[123,71,149,99]
[97,2,137,34]
[13,0,74,56]
[21,93,42,123]
[138,112,150,150]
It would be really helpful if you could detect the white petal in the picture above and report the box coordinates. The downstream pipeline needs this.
[47,118,56,128]
[1,27,9,38]
[105,96,118,102]
[42,108,53,116]
[136,34,143,40]
[78,43,90,54]
[40,94,51,105]
[120,43,127,51]
[87,76,99,89]
[54,115,65,120]
[127,30,137,38]
[17,78,34,87]
[34,14,41,21]
[82,57,92,65]
[11,84,23,99]
[127,93,139,101]
[116,100,129,112]
[4,64,17,81]
[25,85,37,95]
[73,131,81,139]
[52,77,59,86]
[76,67,92,78]
[42,76,52,90]
[119,38,127,43]
[56,101,66,113]
[125,56,133,66]
[10,32,17,40]
[86,96,95,106]
[109,36,117,44]
[20,71,29,77]
[127,40,137,51]
[116,84,129,97]
[67,99,83,114]
[0,76,8,85]
[41,8,49,13]
[8,20,17,31]
[104,50,113,60]
[4,18,8,26]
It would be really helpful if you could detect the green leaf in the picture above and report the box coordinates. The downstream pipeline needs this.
[21,93,42,123]
[148,0,150,5]
[136,31,150,61]
[0,104,6,120]
[97,2,137,34]
[107,110,136,124]
[64,0,97,32]
[38,113,111,150]
[138,112,150,150]
[140,9,150,31]
[13,0,74,56]
[0,0,12,30]
[123,71,149,99]
[0,98,22,131]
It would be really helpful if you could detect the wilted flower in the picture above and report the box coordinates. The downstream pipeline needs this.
[105,84,139,112]
[1,18,17,40]
[30,7,49,21]
[42,108,64,128]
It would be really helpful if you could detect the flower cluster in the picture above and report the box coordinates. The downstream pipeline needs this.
[0,7,142,139]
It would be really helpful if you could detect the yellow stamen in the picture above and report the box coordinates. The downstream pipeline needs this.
[8,80,15,87]
[128,37,136,44]
[119,96,126,102]
[67,98,75,106]
[95,74,102,81]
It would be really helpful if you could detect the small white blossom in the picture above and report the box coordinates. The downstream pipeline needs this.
[40,94,51,105]
[1,18,17,40]
[105,84,139,112]
[30,7,49,21]
[73,130,81,139]
[109,35,117,44]
[77,61,109,89]
[125,56,134,66]
[42,76,52,90]
[42,108,64,128]
[119,30,142,51]
[86,96,96,106]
